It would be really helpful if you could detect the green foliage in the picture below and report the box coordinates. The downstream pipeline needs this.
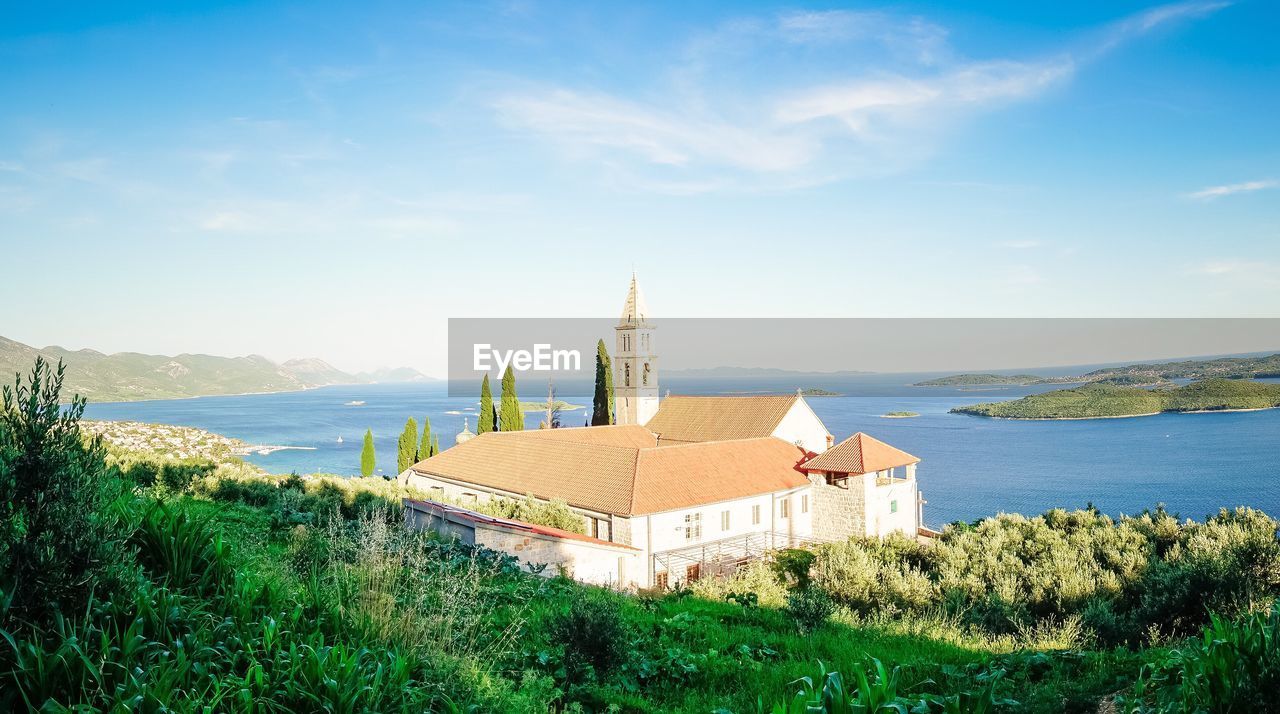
[592,339,615,426]
[955,378,1280,419]
[499,366,524,432]
[548,587,633,682]
[814,534,937,616]
[360,429,376,477]
[1122,604,1280,713]
[0,357,133,626]
[397,417,418,473]
[478,373,495,434]
[419,416,434,459]
[785,588,835,633]
[756,658,1017,714]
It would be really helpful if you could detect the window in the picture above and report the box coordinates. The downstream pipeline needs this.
[462,492,478,504]
[779,499,790,519]
[684,512,702,541]
[752,504,761,525]
[720,510,730,531]
[801,494,809,514]
[624,363,631,387]
[685,564,701,583]
[655,571,669,590]
[643,362,650,385]
[890,500,899,513]
[429,486,445,498]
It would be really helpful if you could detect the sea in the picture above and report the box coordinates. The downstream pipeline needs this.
[81,373,1280,526]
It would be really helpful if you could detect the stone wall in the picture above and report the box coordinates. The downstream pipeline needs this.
[809,474,865,541]
[611,515,633,546]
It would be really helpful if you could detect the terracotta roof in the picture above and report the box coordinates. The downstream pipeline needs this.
[403,498,637,550]
[798,432,919,475]
[410,429,811,516]
[411,431,639,515]
[632,438,812,514]
[646,395,821,444]
[518,424,658,449]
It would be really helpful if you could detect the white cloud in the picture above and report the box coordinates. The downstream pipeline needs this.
[495,2,1226,193]
[1186,179,1277,200]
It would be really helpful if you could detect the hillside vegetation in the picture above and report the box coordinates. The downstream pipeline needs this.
[918,353,1280,388]
[0,334,432,402]
[953,378,1280,419]
[915,373,1045,386]
[4,358,1280,712]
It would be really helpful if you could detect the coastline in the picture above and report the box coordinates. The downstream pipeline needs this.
[954,405,1280,421]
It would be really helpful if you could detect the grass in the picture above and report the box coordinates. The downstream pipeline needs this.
[953,378,1280,419]
[5,360,1276,712]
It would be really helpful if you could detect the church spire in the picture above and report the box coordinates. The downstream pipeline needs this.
[618,271,651,326]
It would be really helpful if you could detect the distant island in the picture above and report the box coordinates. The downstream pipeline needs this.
[0,334,432,402]
[914,373,1048,387]
[952,378,1280,419]
[882,411,920,418]
[799,388,842,396]
[916,352,1280,388]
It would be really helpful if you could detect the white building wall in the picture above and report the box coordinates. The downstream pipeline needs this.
[401,471,608,533]
[635,487,813,587]
[772,399,833,454]
[474,528,640,588]
[862,471,919,538]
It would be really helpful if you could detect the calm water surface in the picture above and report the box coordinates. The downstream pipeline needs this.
[83,377,1280,525]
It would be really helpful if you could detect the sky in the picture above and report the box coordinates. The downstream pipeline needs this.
[0,0,1277,375]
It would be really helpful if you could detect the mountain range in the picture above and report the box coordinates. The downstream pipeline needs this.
[0,335,432,403]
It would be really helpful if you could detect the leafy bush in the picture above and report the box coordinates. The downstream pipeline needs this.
[548,587,633,681]
[692,560,790,608]
[785,587,835,633]
[813,534,937,616]
[1122,604,1280,712]
[0,358,134,626]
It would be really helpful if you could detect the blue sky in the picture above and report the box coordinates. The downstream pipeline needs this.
[0,0,1277,374]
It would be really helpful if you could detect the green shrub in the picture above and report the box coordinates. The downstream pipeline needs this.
[1122,604,1280,713]
[0,358,134,626]
[548,587,633,681]
[785,587,835,633]
[812,535,937,615]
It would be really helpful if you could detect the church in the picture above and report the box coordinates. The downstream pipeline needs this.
[400,275,927,589]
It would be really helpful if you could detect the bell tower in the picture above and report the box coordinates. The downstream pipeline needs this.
[615,273,659,425]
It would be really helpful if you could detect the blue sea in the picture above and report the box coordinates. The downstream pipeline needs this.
[82,375,1280,526]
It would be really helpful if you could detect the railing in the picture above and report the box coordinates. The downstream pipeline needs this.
[651,531,830,574]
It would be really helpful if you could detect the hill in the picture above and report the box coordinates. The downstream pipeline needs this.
[917,352,1280,388]
[952,378,1280,419]
[914,373,1044,386]
[0,335,359,402]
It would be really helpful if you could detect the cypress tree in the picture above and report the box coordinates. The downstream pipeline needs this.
[477,374,495,434]
[592,339,615,426]
[397,417,418,473]
[499,365,524,431]
[418,417,432,459]
[360,429,376,477]
[431,433,440,456]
